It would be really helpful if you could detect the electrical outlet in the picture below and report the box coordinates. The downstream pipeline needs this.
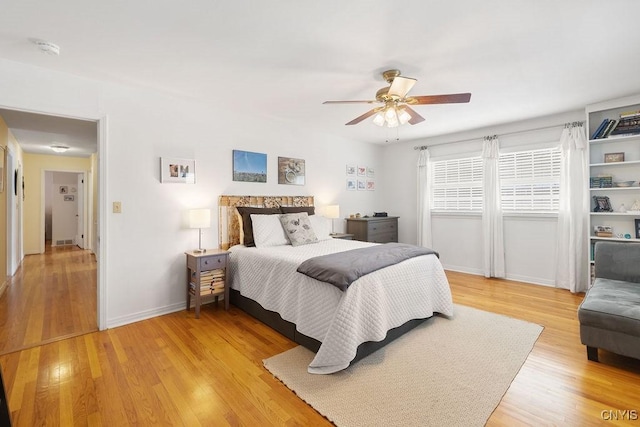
[113,201,122,213]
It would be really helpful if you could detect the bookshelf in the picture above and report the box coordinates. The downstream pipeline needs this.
[586,94,640,283]
[185,249,230,318]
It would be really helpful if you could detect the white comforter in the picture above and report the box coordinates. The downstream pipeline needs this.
[229,239,453,374]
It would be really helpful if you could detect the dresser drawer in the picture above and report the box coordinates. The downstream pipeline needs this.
[367,220,397,234]
[368,230,398,243]
[200,255,227,270]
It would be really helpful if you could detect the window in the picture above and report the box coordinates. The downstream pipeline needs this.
[499,148,561,212]
[431,157,483,211]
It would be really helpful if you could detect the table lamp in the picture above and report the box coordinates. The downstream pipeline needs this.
[324,205,340,235]
[189,208,211,253]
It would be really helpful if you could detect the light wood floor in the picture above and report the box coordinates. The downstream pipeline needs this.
[1,255,639,426]
[0,244,97,356]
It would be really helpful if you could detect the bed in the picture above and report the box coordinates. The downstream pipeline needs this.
[219,195,453,374]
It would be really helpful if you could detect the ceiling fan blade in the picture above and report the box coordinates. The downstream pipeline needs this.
[388,76,417,98]
[403,106,425,125]
[345,108,378,125]
[323,100,378,104]
[409,93,472,104]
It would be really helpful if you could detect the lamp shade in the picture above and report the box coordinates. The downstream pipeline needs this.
[188,208,211,229]
[324,205,340,219]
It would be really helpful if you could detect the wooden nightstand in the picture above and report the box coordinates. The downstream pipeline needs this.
[331,233,355,240]
[185,249,230,318]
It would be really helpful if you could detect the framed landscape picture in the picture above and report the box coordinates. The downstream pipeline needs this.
[233,150,267,183]
[160,157,196,183]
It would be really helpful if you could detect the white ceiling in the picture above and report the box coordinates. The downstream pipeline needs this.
[1,0,640,150]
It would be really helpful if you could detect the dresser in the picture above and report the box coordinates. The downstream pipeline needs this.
[346,216,399,243]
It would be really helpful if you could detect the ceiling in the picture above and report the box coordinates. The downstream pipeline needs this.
[1,1,640,151]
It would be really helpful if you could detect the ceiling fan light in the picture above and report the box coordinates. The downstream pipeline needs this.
[50,145,69,153]
[372,112,385,126]
[386,115,399,128]
[398,108,411,125]
[384,106,397,121]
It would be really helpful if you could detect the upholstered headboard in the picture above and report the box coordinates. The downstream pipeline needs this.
[218,195,314,249]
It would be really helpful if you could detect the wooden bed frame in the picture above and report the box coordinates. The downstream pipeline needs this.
[219,195,429,366]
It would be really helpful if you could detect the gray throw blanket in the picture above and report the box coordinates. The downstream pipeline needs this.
[296,243,439,291]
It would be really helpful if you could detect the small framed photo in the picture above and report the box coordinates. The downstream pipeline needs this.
[346,164,356,176]
[593,195,613,212]
[357,179,366,191]
[604,152,624,163]
[160,157,196,183]
[636,219,640,239]
[64,195,75,202]
[346,178,357,191]
[278,157,305,185]
[59,185,68,194]
[366,167,375,177]
[366,179,375,191]
[357,166,367,176]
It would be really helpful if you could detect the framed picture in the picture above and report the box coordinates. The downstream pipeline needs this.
[278,157,305,185]
[232,150,267,183]
[346,164,356,176]
[357,179,366,191]
[366,167,375,177]
[0,146,4,193]
[357,166,367,176]
[64,195,75,202]
[59,185,68,194]
[366,179,375,191]
[593,195,613,212]
[604,152,624,163]
[346,178,356,190]
[636,219,640,239]
[160,157,196,183]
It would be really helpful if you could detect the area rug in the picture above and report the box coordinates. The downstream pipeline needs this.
[263,304,543,427]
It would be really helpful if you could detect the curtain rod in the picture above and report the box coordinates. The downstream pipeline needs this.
[413,121,584,150]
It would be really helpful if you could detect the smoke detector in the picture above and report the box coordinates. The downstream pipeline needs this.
[34,40,60,56]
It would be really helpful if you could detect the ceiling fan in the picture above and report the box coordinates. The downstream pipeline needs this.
[323,69,471,127]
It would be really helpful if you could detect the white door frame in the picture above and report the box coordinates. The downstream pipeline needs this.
[0,104,108,331]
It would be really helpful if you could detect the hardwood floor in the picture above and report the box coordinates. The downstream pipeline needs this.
[1,259,639,425]
[0,244,97,356]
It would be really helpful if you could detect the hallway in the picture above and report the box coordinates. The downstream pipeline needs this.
[0,244,97,355]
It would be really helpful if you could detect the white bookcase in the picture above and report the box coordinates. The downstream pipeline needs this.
[586,94,640,283]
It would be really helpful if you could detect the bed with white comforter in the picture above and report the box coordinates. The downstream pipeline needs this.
[229,238,453,374]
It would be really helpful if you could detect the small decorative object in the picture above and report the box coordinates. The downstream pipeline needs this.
[619,203,627,213]
[604,152,625,163]
[366,179,375,191]
[593,196,613,212]
[232,150,266,183]
[614,180,635,187]
[357,166,367,176]
[59,185,68,194]
[355,213,361,218]
[594,225,613,237]
[366,167,375,177]
[636,219,640,239]
[357,179,366,191]
[63,195,74,201]
[590,176,613,188]
[160,157,196,183]
[631,200,640,212]
[346,164,356,176]
[346,178,357,191]
[625,234,632,239]
[278,157,305,185]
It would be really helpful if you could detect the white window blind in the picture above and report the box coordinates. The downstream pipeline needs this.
[499,148,561,212]
[431,157,484,211]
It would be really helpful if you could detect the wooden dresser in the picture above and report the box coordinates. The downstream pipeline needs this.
[346,216,399,243]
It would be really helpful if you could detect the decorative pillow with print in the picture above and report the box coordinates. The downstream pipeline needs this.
[279,212,318,246]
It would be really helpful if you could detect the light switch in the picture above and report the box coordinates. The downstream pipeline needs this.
[113,201,122,213]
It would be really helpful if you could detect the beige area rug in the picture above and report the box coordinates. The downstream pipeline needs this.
[263,304,543,427]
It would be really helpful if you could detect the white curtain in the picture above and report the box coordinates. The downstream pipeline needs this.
[417,148,432,248]
[556,123,588,293]
[482,136,505,278]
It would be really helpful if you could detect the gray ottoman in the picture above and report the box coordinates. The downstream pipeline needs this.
[578,242,640,362]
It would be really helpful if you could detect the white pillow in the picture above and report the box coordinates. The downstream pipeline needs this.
[308,215,332,241]
[250,214,290,247]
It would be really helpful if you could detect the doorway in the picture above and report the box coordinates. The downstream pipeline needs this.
[44,171,88,249]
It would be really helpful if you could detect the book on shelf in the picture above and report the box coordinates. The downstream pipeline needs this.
[591,118,610,139]
[619,110,640,119]
[601,119,619,139]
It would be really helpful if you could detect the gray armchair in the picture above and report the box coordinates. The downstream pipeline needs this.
[577,241,640,362]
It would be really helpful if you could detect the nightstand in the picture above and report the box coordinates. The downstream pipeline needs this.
[185,249,230,318]
[331,233,355,240]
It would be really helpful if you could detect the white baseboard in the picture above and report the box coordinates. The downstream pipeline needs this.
[106,302,185,329]
[443,265,556,287]
[0,279,7,299]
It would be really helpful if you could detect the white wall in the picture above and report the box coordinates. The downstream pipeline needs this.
[380,110,585,286]
[0,58,383,327]
[51,172,78,245]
